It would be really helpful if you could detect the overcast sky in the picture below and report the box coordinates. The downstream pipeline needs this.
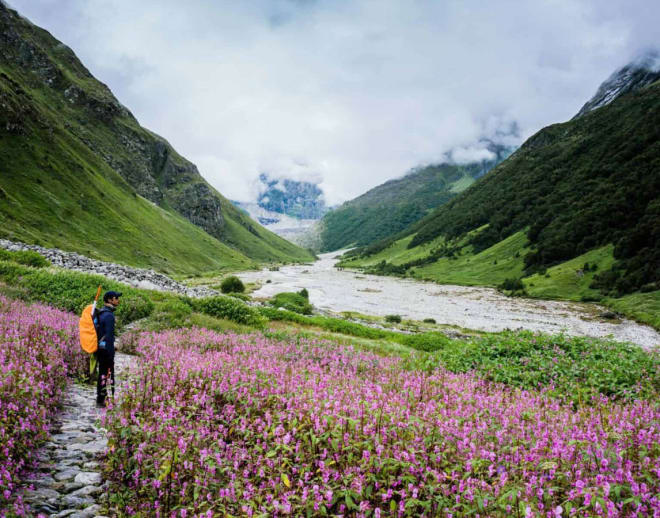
[9,0,660,204]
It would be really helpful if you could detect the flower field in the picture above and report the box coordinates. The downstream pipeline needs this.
[0,296,85,513]
[105,329,660,517]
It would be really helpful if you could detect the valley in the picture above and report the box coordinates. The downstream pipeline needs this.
[237,251,660,348]
[1,2,659,516]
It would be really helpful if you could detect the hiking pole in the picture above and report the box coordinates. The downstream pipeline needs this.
[92,285,102,314]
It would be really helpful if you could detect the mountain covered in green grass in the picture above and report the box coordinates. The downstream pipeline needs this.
[0,4,313,274]
[318,142,512,252]
[343,61,660,304]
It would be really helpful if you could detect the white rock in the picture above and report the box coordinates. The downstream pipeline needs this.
[74,472,102,485]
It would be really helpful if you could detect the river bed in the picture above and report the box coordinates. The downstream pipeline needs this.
[237,251,660,349]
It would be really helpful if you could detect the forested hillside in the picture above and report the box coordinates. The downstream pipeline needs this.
[318,144,511,251]
[346,78,660,297]
[0,4,313,273]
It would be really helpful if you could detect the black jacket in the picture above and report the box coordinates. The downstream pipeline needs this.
[97,305,116,356]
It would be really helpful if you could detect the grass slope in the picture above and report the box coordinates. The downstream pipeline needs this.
[0,125,254,274]
[394,80,660,295]
[342,230,528,286]
[0,4,313,271]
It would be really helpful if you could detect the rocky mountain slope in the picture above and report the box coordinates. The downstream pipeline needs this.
[574,50,660,118]
[345,63,660,298]
[318,142,513,252]
[0,3,313,273]
[233,173,328,244]
[255,173,328,220]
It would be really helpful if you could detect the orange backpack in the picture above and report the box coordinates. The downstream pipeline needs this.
[79,286,102,354]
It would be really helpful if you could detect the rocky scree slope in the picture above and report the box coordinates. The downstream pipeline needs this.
[0,4,313,272]
[0,239,218,298]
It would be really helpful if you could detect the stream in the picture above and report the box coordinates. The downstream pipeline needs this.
[238,251,660,349]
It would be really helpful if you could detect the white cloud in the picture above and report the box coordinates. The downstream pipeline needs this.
[450,147,496,165]
[9,0,660,204]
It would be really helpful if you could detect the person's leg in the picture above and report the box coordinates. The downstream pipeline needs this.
[96,349,111,406]
[109,356,115,400]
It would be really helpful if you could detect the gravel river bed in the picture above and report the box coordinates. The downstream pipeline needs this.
[238,251,660,349]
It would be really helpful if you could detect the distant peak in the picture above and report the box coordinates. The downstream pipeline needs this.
[574,49,660,118]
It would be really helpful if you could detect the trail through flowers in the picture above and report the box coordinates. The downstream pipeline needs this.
[0,296,85,513]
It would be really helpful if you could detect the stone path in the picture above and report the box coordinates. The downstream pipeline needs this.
[20,353,136,517]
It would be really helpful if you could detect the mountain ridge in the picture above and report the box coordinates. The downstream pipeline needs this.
[0,3,313,271]
[344,68,660,298]
[574,50,660,118]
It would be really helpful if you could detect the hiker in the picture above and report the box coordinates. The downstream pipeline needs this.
[96,290,121,408]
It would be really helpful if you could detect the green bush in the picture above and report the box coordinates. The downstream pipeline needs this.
[220,276,245,294]
[401,332,452,352]
[269,292,313,315]
[298,288,309,300]
[150,299,193,329]
[259,306,309,325]
[114,295,155,327]
[258,307,391,340]
[227,292,251,302]
[187,313,255,334]
[0,260,30,282]
[423,318,436,324]
[385,314,402,323]
[194,296,265,326]
[498,277,525,292]
[0,249,49,267]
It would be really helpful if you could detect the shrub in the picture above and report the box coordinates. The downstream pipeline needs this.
[0,249,49,267]
[640,282,658,293]
[580,294,603,302]
[0,260,30,282]
[269,292,313,315]
[194,295,265,326]
[220,275,245,294]
[298,288,309,300]
[498,277,526,294]
[259,307,392,340]
[385,314,402,323]
[401,331,451,352]
[227,292,251,302]
[149,299,193,329]
[423,318,436,324]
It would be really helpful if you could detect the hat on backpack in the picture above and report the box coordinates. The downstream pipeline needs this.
[103,290,123,302]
